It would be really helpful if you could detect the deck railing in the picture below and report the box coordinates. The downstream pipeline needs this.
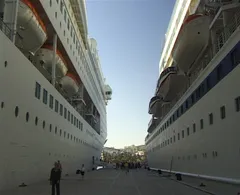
[0,17,23,46]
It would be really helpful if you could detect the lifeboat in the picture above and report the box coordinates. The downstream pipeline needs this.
[147,117,158,133]
[34,45,68,78]
[148,96,163,115]
[156,66,187,102]
[60,73,79,96]
[172,14,210,74]
[16,0,47,53]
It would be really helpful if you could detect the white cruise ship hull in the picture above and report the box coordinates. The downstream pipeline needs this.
[146,27,240,180]
[0,30,103,190]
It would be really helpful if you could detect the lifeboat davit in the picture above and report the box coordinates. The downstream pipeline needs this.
[60,73,79,96]
[16,0,47,53]
[156,67,187,102]
[148,96,163,115]
[172,14,210,74]
[34,45,68,78]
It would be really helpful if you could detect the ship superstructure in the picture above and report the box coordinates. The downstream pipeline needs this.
[146,0,240,182]
[0,0,112,190]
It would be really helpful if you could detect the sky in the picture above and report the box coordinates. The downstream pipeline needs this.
[86,0,176,148]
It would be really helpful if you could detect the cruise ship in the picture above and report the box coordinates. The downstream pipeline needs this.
[146,0,240,183]
[0,0,112,191]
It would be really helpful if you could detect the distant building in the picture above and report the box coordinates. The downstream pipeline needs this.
[103,147,121,155]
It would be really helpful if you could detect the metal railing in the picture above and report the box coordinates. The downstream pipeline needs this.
[147,7,240,143]
[0,17,23,47]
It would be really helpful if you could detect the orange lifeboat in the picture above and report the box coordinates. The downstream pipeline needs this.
[172,14,210,74]
[16,0,47,53]
[60,73,79,96]
[34,45,68,78]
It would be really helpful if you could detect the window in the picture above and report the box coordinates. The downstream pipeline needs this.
[209,113,213,125]
[178,133,180,140]
[35,82,41,99]
[186,100,189,109]
[64,10,66,22]
[235,97,240,112]
[55,100,59,113]
[182,130,184,138]
[71,114,73,124]
[220,106,226,119]
[170,137,172,143]
[60,104,63,116]
[206,77,210,90]
[60,1,63,13]
[43,89,48,104]
[191,94,195,104]
[79,121,81,129]
[77,119,79,128]
[55,12,57,19]
[193,123,196,133]
[231,49,240,67]
[217,64,222,81]
[187,127,190,136]
[68,111,70,121]
[64,108,67,119]
[49,95,53,109]
[200,119,204,129]
[74,117,76,126]
[67,19,70,30]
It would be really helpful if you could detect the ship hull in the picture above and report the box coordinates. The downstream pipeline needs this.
[0,30,103,190]
[146,30,240,180]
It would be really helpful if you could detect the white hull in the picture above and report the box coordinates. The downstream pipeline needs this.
[146,28,240,180]
[172,15,210,74]
[0,30,102,190]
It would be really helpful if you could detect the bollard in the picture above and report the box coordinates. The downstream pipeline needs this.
[175,173,182,181]
[199,183,206,187]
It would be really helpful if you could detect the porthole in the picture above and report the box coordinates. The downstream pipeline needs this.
[26,112,29,122]
[43,120,46,129]
[35,117,38,125]
[4,61,7,67]
[1,102,4,109]
[15,106,19,117]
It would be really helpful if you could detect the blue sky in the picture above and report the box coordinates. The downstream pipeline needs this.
[86,0,175,148]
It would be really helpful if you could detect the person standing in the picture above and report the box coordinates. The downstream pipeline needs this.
[50,162,61,195]
[57,160,62,179]
[81,164,85,179]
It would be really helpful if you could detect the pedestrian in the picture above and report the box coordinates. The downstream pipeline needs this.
[81,164,85,179]
[124,162,129,174]
[57,160,62,179]
[50,162,61,195]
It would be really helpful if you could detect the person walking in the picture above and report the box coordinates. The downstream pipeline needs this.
[50,162,61,195]
[81,164,85,179]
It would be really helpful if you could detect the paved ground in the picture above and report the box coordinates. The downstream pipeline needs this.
[0,168,227,195]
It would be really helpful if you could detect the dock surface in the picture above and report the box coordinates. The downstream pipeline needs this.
[1,168,239,195]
